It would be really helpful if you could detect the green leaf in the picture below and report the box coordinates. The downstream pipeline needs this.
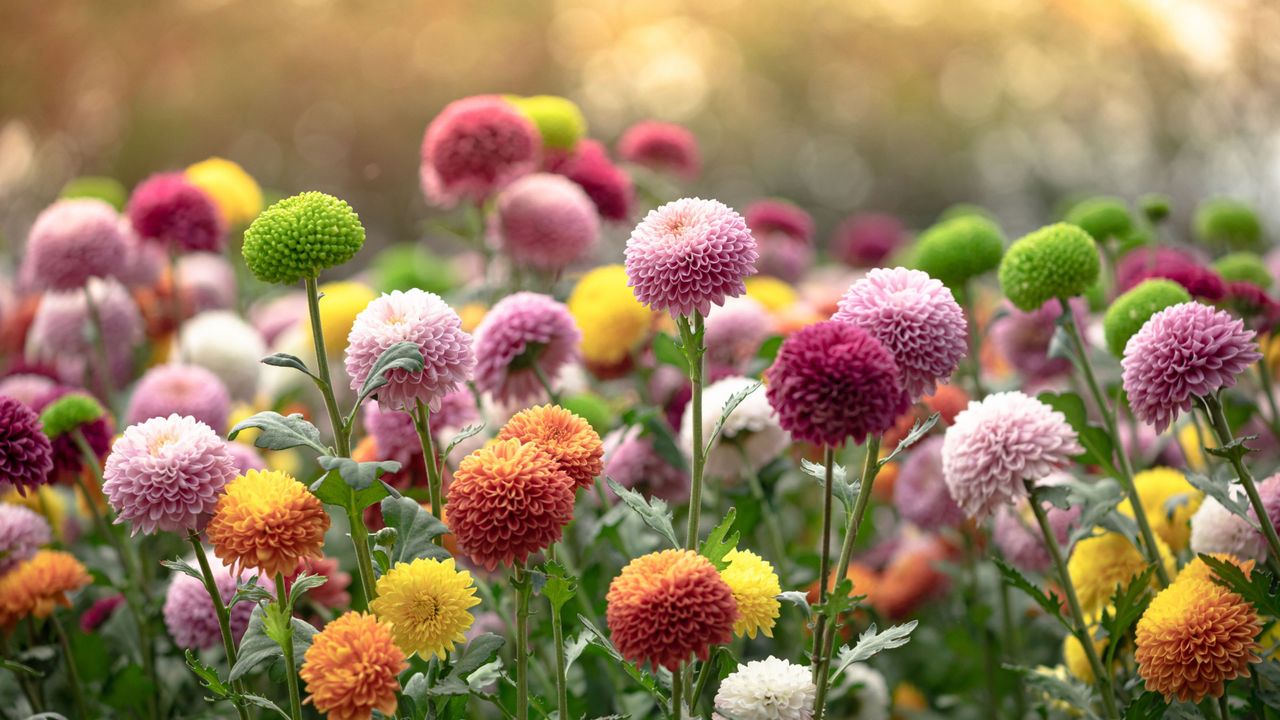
[698,508,739,571]
[1100,566,1154,668]
[1058,479,1131,550]
[380,496,452,565]
[466,659,503,692]
[1205,435,1256,462]
[402,672,429,720]
[184,649,230,698]
[564,632,591,674]
[878,413,940,467]
[1006,664,1100,720]
[829,620,918,684]
[287,572,329,608]
[260,353,319,382]
[1253,657,1280,710]
[814,578,856,623]
[1123,691,1169,720]
[316,455,402,492]
[800,457,856,516]
[450,633,506,679]
[605,476,681,548]
[240,694,293,720]
[1198,554,1280,618]
[652,333,689,374]
[577,614,665,700]
[703,382,762,457]
[105,664,156,714]
[443,423,486,459]
[756,335,783,363]
[541,561,578,612]
[230,605,317,681]
[309,470,395,511]
[1186,472,1257,527]
[1,658,38,676]
[777,591,812,618]
[355,342,426,406]
[228,412,328,454]
[638,412,687,472]
[993,557,1072,633]
[1037,391,1115,471]
[160,557,205,583]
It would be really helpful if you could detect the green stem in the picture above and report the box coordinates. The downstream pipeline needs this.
[999,565,1026,719]
[681,312,706,549]
[550,595,569,720]
[810,445,836,685]
[514,563,531,720]
[413,400,446,545]
[51,614,89,720]
[532,362,560,405]
[670,664,684,720]
[81,285,115,403]
[1200,393,1280,572]
[690,657,716,716]
[962,284,986,398]
[275,574,303,720]
[188,533,252,720]
[1255,364,1280,445]
[740,445,789,578]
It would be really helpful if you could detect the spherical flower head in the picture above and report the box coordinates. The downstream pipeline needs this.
[683,375,788,478]
[1121,302,1261,433]
[301,611,407,720]
[26,278,143,388]
[0,396,54,496]
[942,392,1082,520]
[831,213,908,268]
[22,198,126,291]
[1119,467,1202,552]
[719,549,780,639]
[912,215,1004,289]
[0,374,56,407]
[1063,632,1107,684]
[1191,493,1266,561]
[509,95,587,151]
[185,157,263,228]
[625,198,758,318]
[493,173,600,271]
[0,505,51,575]
[242,192,365,284]
[833,267,969,399]
[894,436,965,528]
[1117,247,1226,301]
[999,223,1101,311]
[0,550,91,625]
[289,555,352,612]
[745,200,814,245]
[1213,252,1272,289]
[1224,280,1280,334]
[1064,196,1133,243]
[1136,556,1260,702]
[837,663,891,720]
[765,320,910,447]
[344,289,475,412]
[713,656,816,720]
[497,404,603,489]
[36,391,105,440]
[472,292,580,404]
[420,95,540,207]
[618,121,701,180]
[369,557,480,660]
[1069,531,1174,617]
[568,264,654,368]
[704,297,773,370]
[1103,279,1193,357]
[127,172,225,252]
[606,548,737,671]
[447,438,576,571]
[1195,198,1262,250]
[207,469,329,578]
[163,552,254,649]
[179,311,267,401]
[602,426,689,504]
[179,251,239,315]
[988,298,1087,385]
[34,387,112,481]
[126,363,232,434]
[546,139,634,222]
[362,400,421,469]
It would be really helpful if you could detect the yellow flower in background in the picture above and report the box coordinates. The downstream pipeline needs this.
[719,548,781,638]
[745,276,799,313]
[3,487,68,541]
[1177,421,1214,473]
[185,157,263,228]
[1119,467,1202,551]
[1068,531,1174,616]
[370,557,480,660]
[1062,629,1108,684]
[458,302,487,333]
[312,280,376,355]
[0,550,91,625]
[567,265,654,367]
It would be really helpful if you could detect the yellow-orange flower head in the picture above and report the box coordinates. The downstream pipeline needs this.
[567,265,654,367]
[369,557,480,660]
[497,404,604,489]
[1136,556,1260,702]
[206,469,330,578]
[185,157,263,228]
[0,550,91,626]
[719,548,780,638]
[606,549,738,671]
[300,611,407,720]
[1068,531,1174,616]
[1119,467,1202,551]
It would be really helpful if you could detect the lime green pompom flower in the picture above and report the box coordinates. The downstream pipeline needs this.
[1195,198,1262,250]
[242,192,365,284]
[509,95,587,151]
[39,393,107,439]
[998,223,1101,312]
[560,393,614,436]
[370,245,457,295]
[1102,279,1192,357]
[1213,251,1272,289]
[912,215,1004,290]
[61,176,127,210]
[1065,196,1132,244]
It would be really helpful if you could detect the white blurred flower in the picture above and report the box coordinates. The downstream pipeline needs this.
[681,375,788,479]
[713,656,815,720]
[1190,492,1265,561]
[837,663,889,720]
[179,311,266,401]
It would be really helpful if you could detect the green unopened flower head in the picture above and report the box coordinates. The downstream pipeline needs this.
[998,223,1101,312]
[560,392,613,436]
[1213,251,1272,289]
[1195,198,1262,250]
[61,176,127,210]
[1102,279,1192,357]
[242,192,365,284]
[39,392,106,439]
[1064,196,1132,244]
[1139,193,1171,224]
[912,215,1004,289]
[371,245,457,295]
[509,95,587,151]
[1115,228,1152,258]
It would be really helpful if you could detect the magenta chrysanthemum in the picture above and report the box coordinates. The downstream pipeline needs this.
[893,436,965,528]
[0,397,54,496]
[546,139,634,222]
[493,173,599,271]
[746,200,814,282]
[345,289,475,413]
[125,364,232,434]
[942,392,1082,520]
[127,173,226,252]
[21,199,126,291]
[102,414,238,536]
[830,213,907,268]
[624,198,758,318]
[833,267,968,399]
[0,504,52,574]
[362,400,421,468]
[164,552,254,649]
[764,320,910,447]
[1116,248,1226,301]
[617,121,700,180]
[1122,302,1262,433]
[420,95,540,207]
[472,292,580,404]
[26,278,143,388]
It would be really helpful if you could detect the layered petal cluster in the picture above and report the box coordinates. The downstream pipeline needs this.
[420,95,540,207]
[713,656,816,720]
[617,121,700,180]
[0,550,91,626]
[127,172,226,252]
[126,364,232,434]
[0,504,51,574]
[497,404,603,489]
[472,292,579,404]
[0,396,54,496]
[300,612,407,720]
[163,551,255,649]
[893,436,965,528]
[567,264,654,369]
[493,173,599,271]
[719,549,780,639]
[370,557,480,660]
[22,198,126,291]
[206,469,330,577]
[545,139,634,222]
[1069,531,1174,616]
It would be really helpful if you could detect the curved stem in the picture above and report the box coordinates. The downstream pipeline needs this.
[810,445,836,685]
[188,533,251,720]
[413,400,445,545]
[514,563,531,720]
[1200,393,1280,571]
[532,362,561,405]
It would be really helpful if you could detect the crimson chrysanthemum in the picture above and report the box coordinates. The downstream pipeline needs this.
[126,364,232,434]
[497,404,603,489]
[420,95,540,207]
[830,212,906,268]
[206,469,330,577]
[617,121,701,180]
[606,549,737,671]
[472,292,580,404]
[0,396,53,496]
[300,611,407,720]
[127,172,226,252]
[764,320,910,447]
[21,198,126,291]
[1116,247,1226,301]
[493,173,600,272]
[1122,302,1262,433]
[545,138,634,222]
[33,387,112,483]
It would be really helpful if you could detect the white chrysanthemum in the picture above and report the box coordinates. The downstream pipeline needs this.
[179,311,266,401]
[681,375,788,479]
[838,663,890,720]
[713,656,815,720]
[1190,492,1265,561]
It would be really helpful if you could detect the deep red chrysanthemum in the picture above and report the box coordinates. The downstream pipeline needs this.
[127,173,226,252]
[545,139,634,222]
[420,95,540,207]
[1116,247,1226,301]
[0,397,54,496]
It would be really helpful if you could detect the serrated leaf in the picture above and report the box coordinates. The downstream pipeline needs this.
[577,614,664,699]
[993,557,1072,633]
[605,476,680,548]
[316,455,401,492]
[1100,565,1154,667]
[541,561,578,612]
[287,572,328,608]
[703,382,761,457]
[380,496,451,565]
[879,413,940,467]
[260,353,319,381]
[815,578,856,623]
[183,649,230,699]
[1036,485,1072,511]
[444,423,486,458]
[450,633,506,678]
[309,470,396,511]
[1059,480,1129,550]
[161,558,205,583]
[800,457,857,516]
[777,591,812,618]
[564,632,591,674]
[228,412,328,454]
[1199,554,1280,618]
[1007,664,1100,720]
[1186,472,1257,527]
[699,508,739,571]
[240,694,292,720]
[1205,435,1256,462]
[829,620,918,683]
[357,342,427,404]
[230,605,317,681]
[651,333,689,374]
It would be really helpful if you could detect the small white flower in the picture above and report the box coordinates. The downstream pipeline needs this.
[681,375,789,479]
[838,663,889,720]
[179,311,266,401]
[714,656,815,720]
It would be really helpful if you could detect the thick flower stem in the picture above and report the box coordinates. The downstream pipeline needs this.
[52,614,89,720]
[412,400,446,545]
[188,533,251,720]
[670,663,684,720]
[680,312,707,549]
[514,563,532,720]
[1200,393,1280,569]
[810,445,836,685]
[1025,481,1121,720]
[274,574,304,720]
[1256,364,1280,444]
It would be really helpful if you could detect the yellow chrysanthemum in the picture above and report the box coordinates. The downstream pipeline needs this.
[745,276,799,313]
[206,469,330,578]
[1068,531,1174,616]
[369,557,480,660]
[185,157,263,228]
[458,302,487,333]
[567,265,655,367]
[1176,421,1214,474]
[719,548,781,638]
[1119,467,1203,551]
[300,611,407,720]
[0,550,91,626]
[3,487,68,541]
[313,280,376,355]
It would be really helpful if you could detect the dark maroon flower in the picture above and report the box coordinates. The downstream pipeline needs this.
[0,396,54,496]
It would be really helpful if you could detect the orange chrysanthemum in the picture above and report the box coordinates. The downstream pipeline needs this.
[497,404,603,489]
[0,550,91,626]
[1136,555,1261,702]
[206,469,330,578]
[606,549,738,671]
[300,611,407,720]
[447,438,576,571]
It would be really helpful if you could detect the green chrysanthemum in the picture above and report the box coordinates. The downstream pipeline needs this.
[39,393,106,439]
[60,176,127,210]
[1195,198,1262,250]
[1065,196,1133,244]
[1213,252,1272,289]
[242,192,365,284]
[509,95,587,151]
[1103,279,1192,357]
[370,245,456,295]
[560,393,613,436]
[998,223,1101,312]
[1140,193,1171,224]
[912,215,1004,289]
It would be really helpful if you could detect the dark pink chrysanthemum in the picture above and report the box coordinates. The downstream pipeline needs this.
[0,396,54,496]
[617,121,700,180]
[942,392,1082,520]
[420,95,540,208]
[0,374,57,407]
[830,213,907,268]
[1116,247,1226,301]
[22,199,126,291]
[893,436,965,528]
[0,504,52,574]
[345,289,475,413]
[125,364,231,434]
[545,139,634,222]
[472,292,580,404]
[988,298,1088,385]
[1122,302,1262,433]
[79,594,125,632]
[624,198,758,318]
[493,173,600,271]
[127,173,226,253]
[764,320,910,447]
[744,200,814,244]
[832,267,968,399]
[164,551,254,649]
[1223,281,1280,334]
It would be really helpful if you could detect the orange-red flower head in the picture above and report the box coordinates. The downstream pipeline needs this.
[300,611,407,720]
[497,404,603,489]
[206,469,330,578]
[0,550,91,626]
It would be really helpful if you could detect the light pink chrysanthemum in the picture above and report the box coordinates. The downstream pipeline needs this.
[745,200,815,282]
[0,374,57,407]
[116,218,165,288]
[345,289,475,413]
[893,436,965,528]
[22,199,126,291]
[102,414,238,535]
[0,504,52,574]
[125,364,232,434]
[472,292,580,404]
[26,279,143,388]
[833,267,968,400]
[420,95,540,207]
[942,391,1082,520]
[1122,302,1262,433]
[988,298,1087,386]
[163,551,255,649]
[625,198,758,318]
[617,121,700,180]
[127,173,225,252]
[493,173,600,271]
[602,426,689,504]
[993,500,1081,573]
[704,297,774,371]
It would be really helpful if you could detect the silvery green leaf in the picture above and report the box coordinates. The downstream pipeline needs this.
[444,423,486,458]
[605,477,680,548]
[380,496,451,564]
[1006,665,1099,720]
[260,353,319,382]
[829,621,918,685]
[878,413,940,467]
[356,341,426,404]
[800,457,857,515]
[1186,472,1258,528]
[703,381,761,457]
[777,591,812,618]
[316,455,401,492]
[228,412,327,454]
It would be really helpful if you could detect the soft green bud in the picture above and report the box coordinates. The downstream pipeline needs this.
[61,176,127,210]
[1213,251,1272,289]
[998,223,1101,312]
[912,215,1004,290]
[39,392,106,439]
[509,95,587,151]
[371,245,457,295]
[374,527,399,547]
[1195,198,1262,250]
[1139,193,1171,224]
[1064,196,1132,244]
[559,393,613,437]
[1102,279,1191,357]
[242,192,365,284]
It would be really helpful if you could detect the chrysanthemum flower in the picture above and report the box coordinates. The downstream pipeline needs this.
[497,404,603,489]
[830,213,907,269]
[602,426,689,504]
[126,363,232,434]
[893,436,965,528]
[34,387,112,482]
[1116,247,1226,301]
[1063,631,1107,684]
[1213,252,1272,289]
[447,438,576,571]
[545,138,634,222]
[704,297,774,371]
[988,298,1085,385]
[1069,531,1174,616]
[1190,493,1266,561]
[683,375,788,478]
[206,469,329,578]
[1122,302,1261,433]
[127,172,226,252]
[719,549,780,638]
[606,549,737,671]
[300,611,407,720]
[509,95,587,151]
[345,289,475,412]
[1119,467,1202,552]
[617,121,701,180]
[1195,198,1262,250]
[185,157,263,228]
[472,292,579,404]
[713,656,815,720]
[26,278,142,388]
[912,214,1004,290]
[21,198,126,291]
[625,198,758,318]
[242,192,366,285]
[163,552,255,649]
[0,396,54,496]
[765,320,910,447]
[0,504,51,574]
[1102,279,1193,358]
[176,251,239,316]
[0,550,91,626]
[493,173,599,272]
[420,95,540,207]
[179,311,267,401]
[993,493,1081,573]
[998,223,1100,312]
[369,557,480,660]
[745,199,814,282]
[0,374,56,407]
[567,264,654,369]
[224,442,267,474]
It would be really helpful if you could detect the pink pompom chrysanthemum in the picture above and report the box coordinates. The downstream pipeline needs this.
[893,436,965,529]
[163,551,255,649]
[26,278,143,388]
[942,391,1082,520]
[177,252,238,316]
[0,396,54,497]
[745,199,814,282]
[0,374,56,407]
[988,298,1088,386]
[420,95,540,208]
[546,139,634,222]
[765,320,910,447]
[345,289,475,413]
[1122,302,1262,433]
[102,414,238,535]
[617,121,700,180]
[21,199,126,291]
[0,504,52,574]
[125,364,232,435]
[704,297,774,371]
[830,213,907,268]
[492,173,599,272]
[602,426,689,504]
[127,173,226,253]
[624,198,758,318]
[472,292,580,404]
